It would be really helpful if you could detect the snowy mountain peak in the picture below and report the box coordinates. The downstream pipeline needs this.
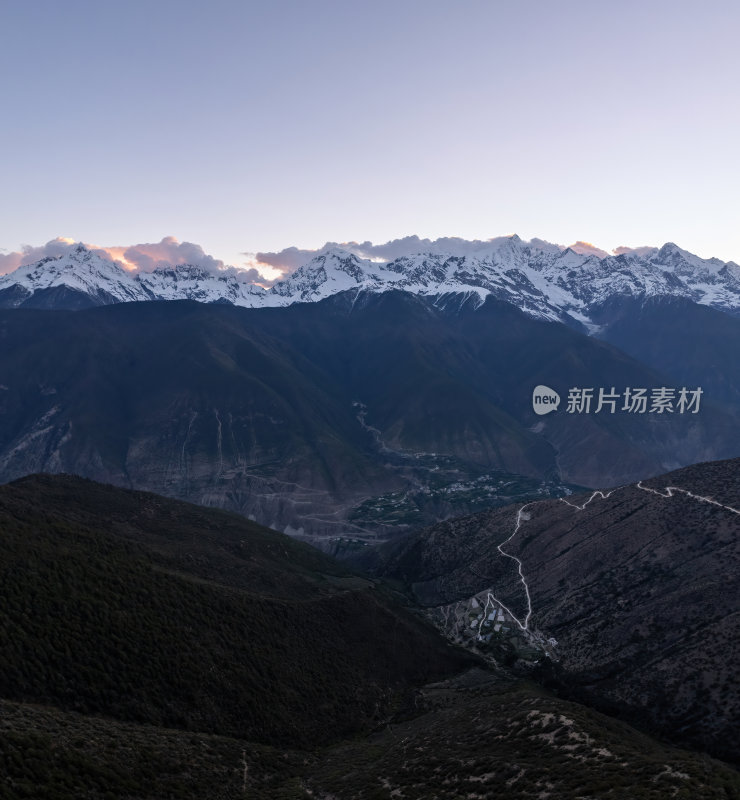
[137,262,266,305]
[270,248,383,301]
[1,237,738,323]
[652,242,726,276]
[312,248,367,273]
[0,244,145,306]
[149,263,214,281]
[655,242,690,265]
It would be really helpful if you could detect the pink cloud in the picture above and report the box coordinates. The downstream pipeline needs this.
[111,237,225,273]
[0,237,79,275]
[567,241,611,259]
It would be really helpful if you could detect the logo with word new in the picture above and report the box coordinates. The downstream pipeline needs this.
[532,385,560,415]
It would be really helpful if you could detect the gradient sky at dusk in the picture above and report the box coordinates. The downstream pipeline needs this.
[1,0,739,274]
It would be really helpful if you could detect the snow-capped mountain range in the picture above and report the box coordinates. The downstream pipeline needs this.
[2,238,739,327]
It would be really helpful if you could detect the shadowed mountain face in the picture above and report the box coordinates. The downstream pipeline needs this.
[0,293,737,541]
[371,457,740,765]
[595,294,740,408]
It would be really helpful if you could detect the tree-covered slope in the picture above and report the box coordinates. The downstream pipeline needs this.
[0,474,471,748]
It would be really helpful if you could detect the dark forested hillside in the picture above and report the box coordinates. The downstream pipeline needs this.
[0,474,471,749]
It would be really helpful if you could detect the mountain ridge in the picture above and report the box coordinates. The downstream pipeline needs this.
[2,237,739,326]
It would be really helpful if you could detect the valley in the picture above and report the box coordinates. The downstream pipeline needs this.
[1,287,737,545]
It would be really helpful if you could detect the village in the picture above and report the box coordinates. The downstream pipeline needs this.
[428,587,555,666]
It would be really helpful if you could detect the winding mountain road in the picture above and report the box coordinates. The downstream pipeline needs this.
[487,481,740,633]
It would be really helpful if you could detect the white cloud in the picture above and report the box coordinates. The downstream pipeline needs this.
[613,245,659,257]
[254,234,525,276]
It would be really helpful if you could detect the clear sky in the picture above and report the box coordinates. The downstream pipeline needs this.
[1,0,739,274]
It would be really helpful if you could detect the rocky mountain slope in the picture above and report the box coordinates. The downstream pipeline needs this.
[370,456,740,765]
